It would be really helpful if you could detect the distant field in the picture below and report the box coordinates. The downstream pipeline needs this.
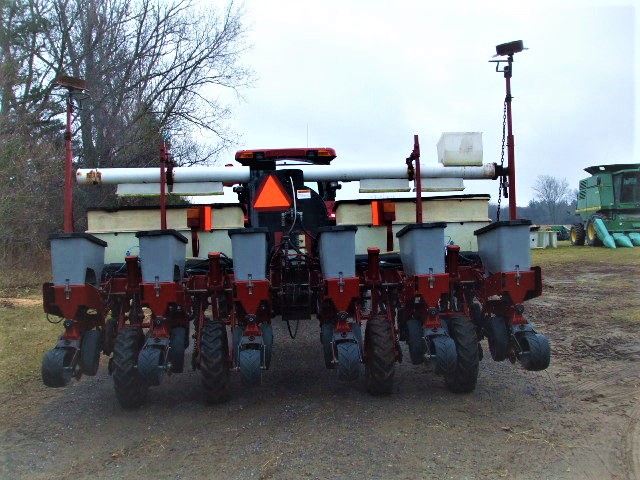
[532,240,640,267]
[532,241,640,328]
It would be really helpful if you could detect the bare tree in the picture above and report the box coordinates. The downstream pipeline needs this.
[0,114,64,263]
[0,1,65,262]
[532,175,571,224]
[0,0,60,123]
[49,0,250,169]
[0,0,250,259]
[2,0,249,164]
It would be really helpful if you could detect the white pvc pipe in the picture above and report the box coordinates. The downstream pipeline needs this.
[76,167,250,184]
[296,164,496,181]
[76,163,496,185]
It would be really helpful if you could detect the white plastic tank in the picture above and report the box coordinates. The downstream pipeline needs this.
[437,132,483,166]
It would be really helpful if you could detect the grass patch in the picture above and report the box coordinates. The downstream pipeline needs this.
[531,241,640,327]
[532,240,640,268]
[0,299,60,392]
[0,259,55,390]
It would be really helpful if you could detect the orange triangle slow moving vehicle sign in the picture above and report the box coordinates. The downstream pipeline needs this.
[253,174,293,212]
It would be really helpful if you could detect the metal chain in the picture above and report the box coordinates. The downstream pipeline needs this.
[286,319,299,339]
[496,98,508,221]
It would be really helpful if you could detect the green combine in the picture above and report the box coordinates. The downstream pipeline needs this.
[570,163,640,248]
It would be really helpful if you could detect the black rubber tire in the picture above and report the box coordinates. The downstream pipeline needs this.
[137,346,165,386]
[443,315,479,393]
[406,318,426,365]
[364,315,395,396]
[231,326,243,358]
[103,317,117,355]
[200,320,230,403]
[238,348,261,386]
[470,303,483,332]
[556,228,570,241]
[42,348,73,387]
[396,308,407,341]
[432,335,457,375]
[517,332,551,371]
[169,327,187,373]
[570,223,586,246]
[586,214,606,247]
[351,322,363,350]
[337,342,360,381]
[80,329,102,376]
[261,323,273,370]
[112,327,148,409]
[485,315,509,362]
[321,323,335,369]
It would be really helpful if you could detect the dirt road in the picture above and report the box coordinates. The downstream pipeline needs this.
[1,253,639,479]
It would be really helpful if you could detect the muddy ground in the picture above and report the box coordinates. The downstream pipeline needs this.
[1,255,639,480]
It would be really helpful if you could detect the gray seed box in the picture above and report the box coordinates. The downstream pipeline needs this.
[396,223,446,276]
[317,225,358,278]
[49,232,107,286]
[474,220,532,274]
[228,228,269,280]
[136,230,188,283]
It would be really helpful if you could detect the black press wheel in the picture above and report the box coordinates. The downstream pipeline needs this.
[261,323,273,370]
[336,341,360,381]
[42,347,74,387]
[406,318,426,365]
[200,320,231,404]
[137,346,165,386]
[169,326,187,373]
[443,315,479,393]
[570,223,586,246]
[517,332,551,371]
[364,315,396,396]
[431,335,457,375]
[484,315,509,362]
[103,317,117,355]
[80,329,102,376]
[112,327,148,409]
[470,302,483,334]
[321,322,335,369]
[238,348,262,386]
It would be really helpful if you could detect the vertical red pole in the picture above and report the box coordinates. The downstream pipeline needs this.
[366,247,380,283]
[505,57,517,220]
[125,255,141,294]
[63,95,74,232]
[159,140,167,230]
[446,244,460,278]
[413,135,423,223]
[366,247,381,313]
[208,252,222,289]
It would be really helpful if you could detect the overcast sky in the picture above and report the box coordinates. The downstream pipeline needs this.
[208,0,637,206]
